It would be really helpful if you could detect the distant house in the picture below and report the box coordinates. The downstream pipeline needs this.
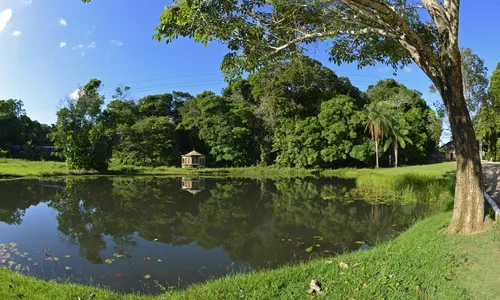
[442,141,455,161]
[181,149,206,168]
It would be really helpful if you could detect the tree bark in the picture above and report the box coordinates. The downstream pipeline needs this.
[439,63,485,234]
[394,139,398,168]
[375,136,379,168]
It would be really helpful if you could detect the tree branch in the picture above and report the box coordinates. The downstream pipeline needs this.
[268,27,396,53]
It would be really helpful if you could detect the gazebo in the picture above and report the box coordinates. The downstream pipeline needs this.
[181,149,206,168]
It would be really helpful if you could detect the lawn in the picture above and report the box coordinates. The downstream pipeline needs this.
[1,213,499,299]
[0,158,323,179]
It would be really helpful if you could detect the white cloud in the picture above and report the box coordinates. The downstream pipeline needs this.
[87,41,96,49]
[12,30,21,36]
[0,9,13,32]
[110,39,124,46]
[59,18,67,27]
[73,44,84,50]
[59,41,67,48]
[69,88,82,100]
[403,66,413,73]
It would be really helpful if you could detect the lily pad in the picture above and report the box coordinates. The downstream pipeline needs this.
[113,253,124,258]
[54,257,60,262]
[105,259,115,264]
[305,246,314,252]
[157,259,162,263]
[65,266,72,270]
[143,274,151,279]
[9,243,17,248]
[65,255,71,259]
[27,258,33,261]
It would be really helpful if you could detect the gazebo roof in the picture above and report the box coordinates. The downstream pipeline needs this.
[183,149,204,157]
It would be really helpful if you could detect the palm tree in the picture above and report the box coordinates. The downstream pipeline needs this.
[365,102,393,168]
[383,117,413,168]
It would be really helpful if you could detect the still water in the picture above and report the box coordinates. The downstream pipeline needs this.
[0,177,429,294]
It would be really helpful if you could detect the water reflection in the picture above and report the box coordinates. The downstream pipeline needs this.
[0,177,431,293]
[181,177,206,195]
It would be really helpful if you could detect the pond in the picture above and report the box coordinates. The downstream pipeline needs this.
[0,176,431,294]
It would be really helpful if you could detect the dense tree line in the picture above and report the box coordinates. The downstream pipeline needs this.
[3,57,441,170]
[0,99,55,160]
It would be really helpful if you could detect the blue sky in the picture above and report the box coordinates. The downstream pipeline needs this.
[0,0,498,136]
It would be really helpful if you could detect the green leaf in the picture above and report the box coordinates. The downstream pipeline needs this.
[157,259,162,263]
[305,246,314,252]
[65,266,72,270]
[65,255,71,259]
[105,259,114,264]
[143,274,151,279]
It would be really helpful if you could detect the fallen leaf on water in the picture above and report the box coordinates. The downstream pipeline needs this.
[65,266,72,270]
[157,259,162,263]
[143,274,151,279]
[65,255,71,259]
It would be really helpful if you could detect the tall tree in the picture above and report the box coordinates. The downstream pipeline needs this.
[51,79,113,171]
[365,102,393,168]
[384,116,413,168]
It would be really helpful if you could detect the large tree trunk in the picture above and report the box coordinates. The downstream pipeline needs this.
[439,63,484,234]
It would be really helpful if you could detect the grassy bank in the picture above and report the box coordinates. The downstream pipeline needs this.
[0,158,455,180]
[330,162,457,206]
[0,159,322,179]
[2,213,499,299]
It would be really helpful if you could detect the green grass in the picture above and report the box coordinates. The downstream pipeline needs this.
[330,162,457,207]
[0,159,323,180]
[2,213,500,299]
